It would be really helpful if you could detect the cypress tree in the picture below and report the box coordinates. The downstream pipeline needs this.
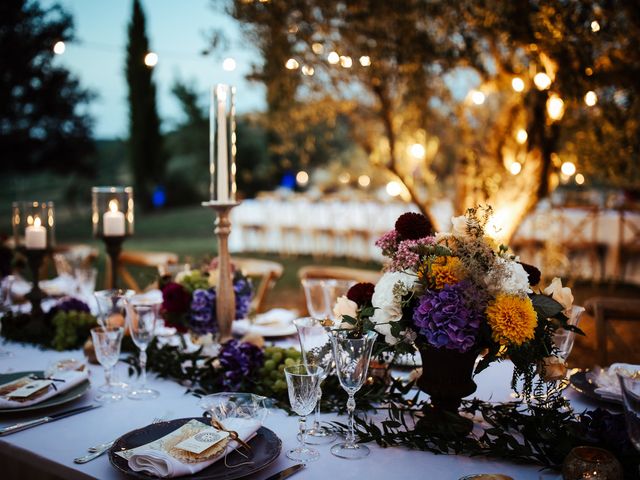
[125,0,164,209]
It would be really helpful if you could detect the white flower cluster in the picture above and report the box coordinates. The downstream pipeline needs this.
[486,257,532,296]
[370,271,417,345]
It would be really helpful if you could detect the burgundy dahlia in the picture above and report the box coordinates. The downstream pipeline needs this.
[395,212,433,240]
[518,262,541,286]
[347,282,375,307]
[161,282,191,314]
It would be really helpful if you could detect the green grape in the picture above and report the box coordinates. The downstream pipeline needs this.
[284,357,296,367]
[277,363,286,373]
[273,379,286,392]
[269,370,280,381]
[271,351,283,363]
[263,359,276,371]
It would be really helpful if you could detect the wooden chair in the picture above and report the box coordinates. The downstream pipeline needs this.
[584,296,640,365]
[107,250,179,292]
[298,265,381,284]
[231,257,283,313]
[615,206,640,282]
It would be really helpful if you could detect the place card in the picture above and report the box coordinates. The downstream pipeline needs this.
[6,379,53,398]
[174,428,229,454]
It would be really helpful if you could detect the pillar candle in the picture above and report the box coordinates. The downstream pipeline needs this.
[103,200,125,236]
[25,217,46,249]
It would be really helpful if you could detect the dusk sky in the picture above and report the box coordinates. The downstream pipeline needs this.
[46,0,266,139]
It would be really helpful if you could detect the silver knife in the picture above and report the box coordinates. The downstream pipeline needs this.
[264,464,305,480]
[0,404,100,436]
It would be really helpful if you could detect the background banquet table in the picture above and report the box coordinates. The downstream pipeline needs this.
[0,341,599,480]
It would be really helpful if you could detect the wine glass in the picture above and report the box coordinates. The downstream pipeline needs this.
[293,317,336,444]
[330,329,377,459]
[323,279,355,323]
[90,326,124,403]
[618,373,640,470]
[0,275,15,358]
[553,306,585,361]
[301,279,330,319]
[284,364,323,463]
[94,289,134,391]
[125,303,159,400]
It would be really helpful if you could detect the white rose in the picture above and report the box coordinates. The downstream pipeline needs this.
[333,296,358,330]
[370,271,416,345]
[486,257,532,296]
[543,277,574,315]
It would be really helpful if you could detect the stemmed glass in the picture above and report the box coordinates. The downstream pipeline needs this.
[330,329,377,459]
[90,326,124,403]
[0,275,15,357]
[293,317,336,443]
[94,289,134,391]
[553,306,585,361]
[618,373,640,472]
[284,364,324,463]
[302,279,330,319]
[125,303,159,400]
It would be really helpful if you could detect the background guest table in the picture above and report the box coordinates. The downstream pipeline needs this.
[0,341,597,480]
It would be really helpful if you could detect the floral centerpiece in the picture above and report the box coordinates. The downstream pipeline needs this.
[334,206,580,423]
[160,264,252,335]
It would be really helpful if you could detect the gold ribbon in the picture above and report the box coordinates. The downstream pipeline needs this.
[209,419,253,453]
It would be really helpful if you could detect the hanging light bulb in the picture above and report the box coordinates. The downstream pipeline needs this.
[584,91,598,107]
[339,56,353,68]
[327,51,340,64]
[561,161,576,176]
[470,90,485,105]
[546,94,565,121]
[509,162,522,175]
[516,129,528,144]
[534,72,551,90]
[285,58,300,70]
[301,65,315,76]
[359,55,371,67]
[144,52,158,67]
[575,173,585,185]
[591,21,601,32]
[511,77,525,92]
[53,41,66,55]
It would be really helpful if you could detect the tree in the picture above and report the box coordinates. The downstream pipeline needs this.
[0,0,94,175]
[231,0,640,241]
[125,0,165,209]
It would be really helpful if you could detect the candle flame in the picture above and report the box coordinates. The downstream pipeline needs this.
[109,199,119,212]
[33,217,41,228]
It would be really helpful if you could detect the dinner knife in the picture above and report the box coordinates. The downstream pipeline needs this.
[264,463,305,480]
[0,404,100,436]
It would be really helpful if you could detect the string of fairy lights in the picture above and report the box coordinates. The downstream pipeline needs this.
[50,16,605,196]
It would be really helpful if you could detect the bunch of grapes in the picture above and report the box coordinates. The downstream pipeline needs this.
[178,270,210,293]
[51,311,97,351]
[258,346,302,396]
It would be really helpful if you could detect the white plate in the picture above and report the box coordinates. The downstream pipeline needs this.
[232,319,297,338]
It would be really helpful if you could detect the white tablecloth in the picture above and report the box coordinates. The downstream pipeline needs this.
[0,341,598,480]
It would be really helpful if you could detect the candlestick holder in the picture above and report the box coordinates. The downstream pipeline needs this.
[22,248,48,318]
[102,236,126,289]
[202,200,240,342]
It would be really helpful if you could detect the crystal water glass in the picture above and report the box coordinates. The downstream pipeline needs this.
[302,278,330,319]
[618,373,640,469]
[331,329,377,459]
[293,317,336,444]
[553,306,585,361]
[0,275,14,357]
[323,279,355,322]
[90,326,124,403]
[126,303,159,400]
[94,289,134,391]
[284,364,323,463]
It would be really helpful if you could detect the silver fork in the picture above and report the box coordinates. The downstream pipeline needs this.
[74,416,167,464]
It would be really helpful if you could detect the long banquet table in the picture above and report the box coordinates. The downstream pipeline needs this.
[0,341,599,480]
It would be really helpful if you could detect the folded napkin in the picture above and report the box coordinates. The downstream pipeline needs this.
[0,369,88,409]
[119,417,260,478]
[586,363,640,401]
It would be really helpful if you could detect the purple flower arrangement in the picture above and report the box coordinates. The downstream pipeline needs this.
[412,281,487,353]
[218,339,264,391]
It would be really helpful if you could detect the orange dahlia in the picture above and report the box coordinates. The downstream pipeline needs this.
[429,256,465,289]
[486,294,537,346]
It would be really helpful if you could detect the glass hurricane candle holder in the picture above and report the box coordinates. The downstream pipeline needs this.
[91,187,134,289]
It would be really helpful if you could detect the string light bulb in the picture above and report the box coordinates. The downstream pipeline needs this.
[470,90,485,105]
[312,43,324,54]
[409,143,426,159]
[301,65,315,76]
[561,161,576,176]
[584,91,598,107]
[516,129,528,144]
[386,181,402,197]
[511,77,525,92]
[222,58,236,71]
[359,55,371,67]
[285,58,299,70]
[339,56,353,68]
[509,162,522,175]
[358,175,371,187]
[296,170,309,186]
[53,41,66,55]
[591,21,601,32]
[575,173,585,185]
[546,94,565,121]
[534,72,551,90]
[327,51,340,64]
[144,52,158,67]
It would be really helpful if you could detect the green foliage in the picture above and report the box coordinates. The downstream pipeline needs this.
[125,0,165,209]
[50,310,97,351]
[0,0,95,175]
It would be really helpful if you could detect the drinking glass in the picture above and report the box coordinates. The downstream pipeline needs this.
[0,276,14,357]
[126,303,159,400]
[293,317,336,444]
[331,330,377,459]
[618,373,640,469]
[301,279,330,319]
[284,364,323,463]
[90,326,124,403]
[553,306,585,361]
[94,289,134,391]
[323,279,355,322]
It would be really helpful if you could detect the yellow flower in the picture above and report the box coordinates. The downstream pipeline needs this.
[486,294,537,346]
[429,256,464,289]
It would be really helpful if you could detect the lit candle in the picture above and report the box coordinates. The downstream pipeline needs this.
[216,84,229,201]
[103,199,125,236]
[25,216,46,249]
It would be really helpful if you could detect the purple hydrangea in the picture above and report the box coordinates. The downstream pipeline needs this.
[189,288,217,334]
[218,339,264,391]
[413,281,486,353]
[54,297,91,313]
[233,276,253,319]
